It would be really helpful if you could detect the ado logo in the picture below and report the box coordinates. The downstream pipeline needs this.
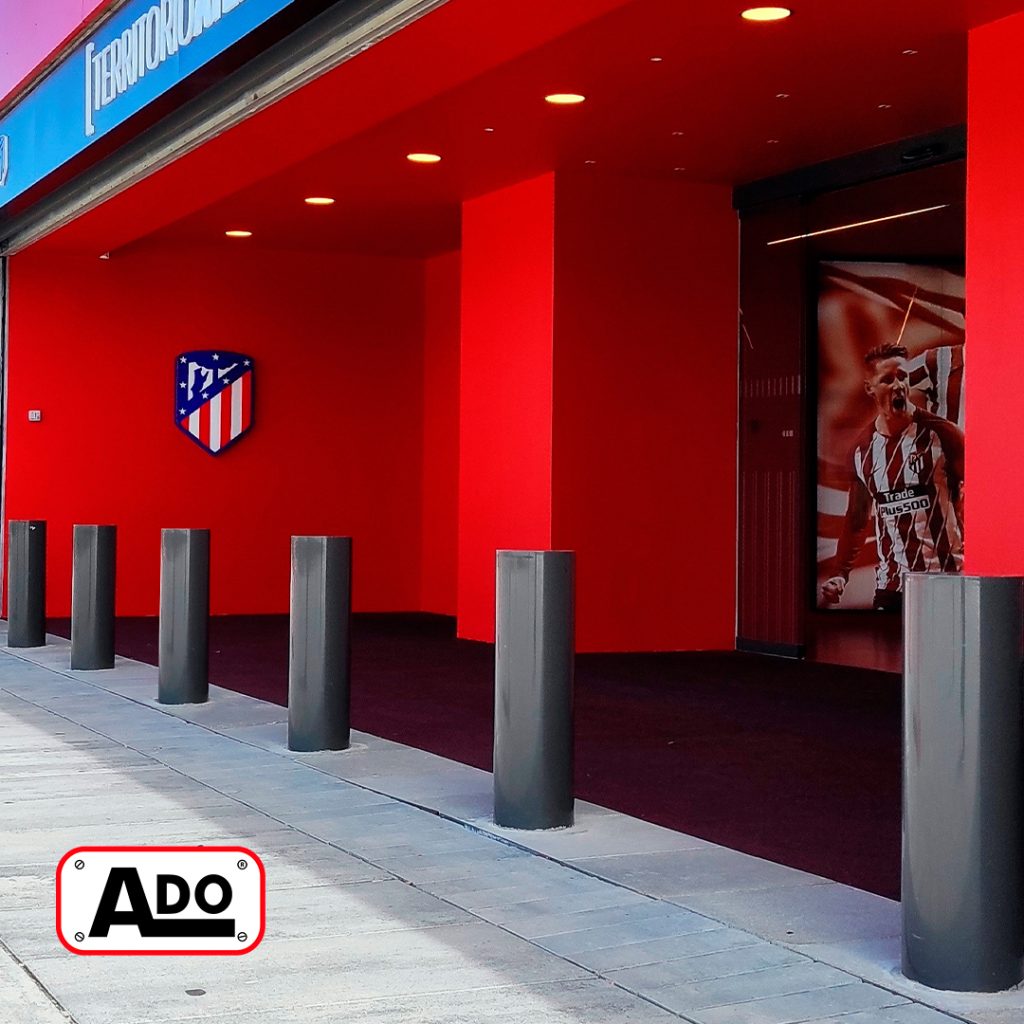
[57,847,265,955]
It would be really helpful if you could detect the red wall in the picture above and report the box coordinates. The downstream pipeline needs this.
[553,174,738,651]
[457,174,557,640]
[456,170,738,650]
[966,13,1024,574]
[420,251,461,614]
[6,243,429,616]
[8,169,737,652]
[1,1,114,105]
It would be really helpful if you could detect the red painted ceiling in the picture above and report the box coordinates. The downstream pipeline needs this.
[29,0,1024,259]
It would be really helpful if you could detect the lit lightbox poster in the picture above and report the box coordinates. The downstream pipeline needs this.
[816,262,965,611]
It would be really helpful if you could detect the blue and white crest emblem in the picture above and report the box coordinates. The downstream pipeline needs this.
[175,350,254,455]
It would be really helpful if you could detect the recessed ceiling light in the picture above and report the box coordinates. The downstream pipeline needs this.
[902,48,918,55]
[766,138,780,144]
[584,159,597,165]
[878,103,892,110]
[649,56,664,62]
[406,152,442,164]
[741,7,792,22]
[483,127,496,132]
[225,230,252,238]
[673,167,687,172]
[99,252,111,260]
[304,197,335,206]
[776,92,790,99]
[545,93,586,105]
[671,130,685,136]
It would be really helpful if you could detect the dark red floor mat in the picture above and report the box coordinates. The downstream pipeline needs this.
[47,613,902,899]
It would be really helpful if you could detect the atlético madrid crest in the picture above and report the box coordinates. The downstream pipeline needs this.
[175,350,254,455]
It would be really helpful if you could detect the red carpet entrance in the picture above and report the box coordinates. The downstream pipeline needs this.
[47,614,902,899]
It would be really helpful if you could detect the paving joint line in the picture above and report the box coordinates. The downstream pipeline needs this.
[0,932,78,1024]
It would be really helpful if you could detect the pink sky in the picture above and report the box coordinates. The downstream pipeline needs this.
[0,0,111,104]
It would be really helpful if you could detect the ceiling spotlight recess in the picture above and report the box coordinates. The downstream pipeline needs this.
[304,197,335,206]
[407,152,442,164]
[741,7,792,22]
[225,230,252,238]
[545,93,586,105]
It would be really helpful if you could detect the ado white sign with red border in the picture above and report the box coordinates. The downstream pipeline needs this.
[57,846,265,956]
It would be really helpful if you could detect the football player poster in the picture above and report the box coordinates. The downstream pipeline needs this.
[816,262,965,611]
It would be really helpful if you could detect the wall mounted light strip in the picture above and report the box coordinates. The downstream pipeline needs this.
[766,204,950,246]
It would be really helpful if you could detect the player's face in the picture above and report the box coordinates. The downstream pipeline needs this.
[865,356,910,417]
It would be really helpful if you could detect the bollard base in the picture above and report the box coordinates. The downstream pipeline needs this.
[286,732,351,754]
[901,955,1024,995]
[8,636,47,650]
[71,654,116,671]
[157,687,209,707]
[493,807,575,831]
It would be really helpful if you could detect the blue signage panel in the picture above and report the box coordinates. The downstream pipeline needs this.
[0,0,301,210]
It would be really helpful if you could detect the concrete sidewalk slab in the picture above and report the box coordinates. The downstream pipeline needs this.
[1,630,1020,1023]
[0,943,66,1024]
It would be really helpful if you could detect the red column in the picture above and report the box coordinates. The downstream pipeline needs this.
[551,173,738,651]
[457,174,556,641]
[966,14,1024,573]
[456,170,738,650]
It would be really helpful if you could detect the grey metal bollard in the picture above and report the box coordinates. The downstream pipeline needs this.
[158,529,210,705]
[288,536,351,752]
[493,550,575,829]
[7,520,46,648]
[71,525,116,670]
[902,573,1024,992]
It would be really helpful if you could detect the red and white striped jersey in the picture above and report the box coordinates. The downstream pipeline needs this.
[851,410,963,592]
[907,344,964,429]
